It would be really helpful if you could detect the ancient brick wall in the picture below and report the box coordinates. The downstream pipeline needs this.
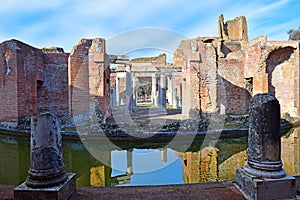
[43,52,69,117]
[68,39,92,117]
[0,40,70,122]
[16,42,44,118]
[266,46,297,116]
[88,38,111,120]
[218,14,248,42]
[244,37,268,94]
[179,39,219,118]
[130,53,166,66]
[0,40,45,122]
[218,58,250,115]
[0,41,19,122]
[69,38,110,122]
[245,37,300,116]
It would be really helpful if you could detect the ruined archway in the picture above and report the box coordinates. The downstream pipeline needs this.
[266,46,295,115]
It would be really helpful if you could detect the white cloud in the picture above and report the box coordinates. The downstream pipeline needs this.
[0,0,298,52]
[247,0,290,19]
[0,0,69,12]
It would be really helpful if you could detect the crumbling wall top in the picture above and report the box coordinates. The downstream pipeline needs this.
[40,47,65,53]
[130,53,166,66]
[218,14,248,42]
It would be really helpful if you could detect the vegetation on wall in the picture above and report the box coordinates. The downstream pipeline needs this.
[287,27,300,40]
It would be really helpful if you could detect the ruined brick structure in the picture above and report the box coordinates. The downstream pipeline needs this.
[130,53,167,66]
[68,38,111,122]
[176,15,300,118]
[0,38,110,123]
[0,40,69,122]
[1,14,300,123]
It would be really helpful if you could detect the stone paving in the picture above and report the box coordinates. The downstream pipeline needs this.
[0,181,246,200]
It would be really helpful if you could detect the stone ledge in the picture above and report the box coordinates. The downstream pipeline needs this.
[14,173,76,200]
[235,167,296,200]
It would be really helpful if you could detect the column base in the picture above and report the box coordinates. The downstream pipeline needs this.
[235,167,296,200]
[14,173,76,200]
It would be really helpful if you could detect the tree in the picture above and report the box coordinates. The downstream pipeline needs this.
[136,81,151,97]
[287,27,300,40]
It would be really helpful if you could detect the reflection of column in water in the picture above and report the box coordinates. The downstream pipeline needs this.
[160,148,167,163]
[127,149,133,175]
[90,150,112,186]
[176,147,218,184]
[294,128,300,175]
[281,128,299,176]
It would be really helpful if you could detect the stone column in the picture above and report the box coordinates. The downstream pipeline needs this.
[173,88,178,109]
[14,112,76,200]
[110,88,116,108]
[127,149,133,175]
[160,148,167,163]
[132,74,137,108]
[152,74,158,106]
[245,94,285,178]
[236,93,296,200]
[125,64,133,114]
[26,112,68,188]
[167,76,173,107]
[116,77,120,106]
[159,74,166,109]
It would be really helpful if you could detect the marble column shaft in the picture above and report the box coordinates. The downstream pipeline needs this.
[152,74,158,106]
[159,74,166,109]
[116,77,120,106]
[167,76,173,106]
[125,64,133,113]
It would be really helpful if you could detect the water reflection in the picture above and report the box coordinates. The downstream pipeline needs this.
[0,127,300,187]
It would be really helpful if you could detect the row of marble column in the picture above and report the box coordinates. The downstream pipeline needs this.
[111,65,180,112]
[126,148,167,175]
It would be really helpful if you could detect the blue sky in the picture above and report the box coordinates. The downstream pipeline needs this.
[0,0,299,54]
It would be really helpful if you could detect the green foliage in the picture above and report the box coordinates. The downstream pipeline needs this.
[287,27,300,40]
[136,81,151,97]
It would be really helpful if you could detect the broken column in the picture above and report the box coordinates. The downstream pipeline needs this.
[236,93,296,200]
[14,112,76,200]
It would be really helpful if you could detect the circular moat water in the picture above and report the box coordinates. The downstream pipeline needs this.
[0,127,299,187]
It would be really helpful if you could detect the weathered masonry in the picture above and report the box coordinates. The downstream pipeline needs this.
[0,40,69,122]
[0,38,112,123]
[1,14,300,123]
[175,14,300,118]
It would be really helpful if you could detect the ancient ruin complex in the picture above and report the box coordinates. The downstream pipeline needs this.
[176,14,300,118]
[1,14,300,124]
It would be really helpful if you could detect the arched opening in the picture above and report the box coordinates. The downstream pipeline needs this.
[266,46,295,114]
